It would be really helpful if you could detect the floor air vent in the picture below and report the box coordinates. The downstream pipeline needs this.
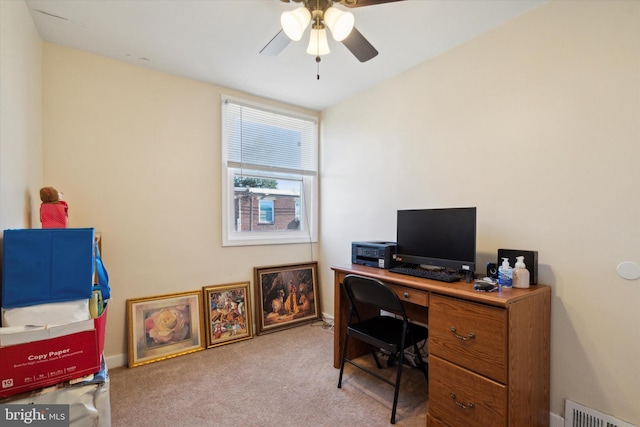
[565,400,637,427]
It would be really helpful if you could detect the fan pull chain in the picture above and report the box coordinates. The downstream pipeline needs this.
[316,55,321,80]
[314,0,321,80]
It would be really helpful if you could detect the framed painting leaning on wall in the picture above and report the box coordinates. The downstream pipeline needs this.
[127,290,204,368]
[203,282,253,348]
[254,262,320,335]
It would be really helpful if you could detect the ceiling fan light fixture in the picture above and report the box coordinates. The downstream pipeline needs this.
[324,7,354,42]
[281,7,311,41]
[306,28,330,56]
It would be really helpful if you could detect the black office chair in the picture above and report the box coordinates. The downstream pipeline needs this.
[337,274,428,424]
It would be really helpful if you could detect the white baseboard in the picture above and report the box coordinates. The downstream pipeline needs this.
[550,412,564,427]
[105,354,127,369]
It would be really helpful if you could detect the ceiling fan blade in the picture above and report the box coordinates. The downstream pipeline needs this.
[340,0,405,8]
[260,30,291,56]
[342,27,378,62]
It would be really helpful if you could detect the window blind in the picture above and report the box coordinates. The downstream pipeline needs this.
[224,99,318,176]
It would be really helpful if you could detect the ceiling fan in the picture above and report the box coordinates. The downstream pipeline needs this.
[260,0,405,63]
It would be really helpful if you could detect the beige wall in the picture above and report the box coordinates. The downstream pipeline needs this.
[319,0,639,424]
[41,44,320,365]
[0,0,43,230]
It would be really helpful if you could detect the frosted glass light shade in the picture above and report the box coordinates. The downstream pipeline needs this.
[306,28,330,55]
[281,7,311,41]
[324,6,354,41]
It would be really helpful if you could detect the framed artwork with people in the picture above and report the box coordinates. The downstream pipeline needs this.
[203,282,253,348]
[254,262,320,335]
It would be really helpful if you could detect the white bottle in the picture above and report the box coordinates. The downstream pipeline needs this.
[498,257,513,288]
[512,256,530,288]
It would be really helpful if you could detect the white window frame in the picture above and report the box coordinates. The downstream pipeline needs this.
[221,95,318,246]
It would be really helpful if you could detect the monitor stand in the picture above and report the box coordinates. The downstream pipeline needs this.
[464,269,474,283]
[419,264,443,271]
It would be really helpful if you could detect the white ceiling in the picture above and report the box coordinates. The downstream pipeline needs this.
[25,0,546,111]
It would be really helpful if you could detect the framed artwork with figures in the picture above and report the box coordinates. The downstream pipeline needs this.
[203,282,253,348]
[254,262,320,335]
[127,290,204,368]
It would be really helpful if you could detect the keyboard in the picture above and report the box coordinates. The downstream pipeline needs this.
[389,265,462,283]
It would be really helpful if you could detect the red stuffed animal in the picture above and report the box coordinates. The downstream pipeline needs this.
[40,187,68,228]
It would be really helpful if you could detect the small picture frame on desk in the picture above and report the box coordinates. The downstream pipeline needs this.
[254,262,321,335]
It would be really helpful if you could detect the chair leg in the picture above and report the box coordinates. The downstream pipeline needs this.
[386,352,397,368]
[370,346,383,369]
[337,333,350,388]
[390,349,404,425]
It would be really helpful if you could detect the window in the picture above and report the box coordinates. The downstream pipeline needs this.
[259,200,274,224]
[221,96,318,246]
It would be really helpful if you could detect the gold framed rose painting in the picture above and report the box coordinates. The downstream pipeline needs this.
[254,262,320,335]
[127,290,204,368]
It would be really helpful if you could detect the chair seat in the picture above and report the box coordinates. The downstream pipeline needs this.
[348,316,428,353]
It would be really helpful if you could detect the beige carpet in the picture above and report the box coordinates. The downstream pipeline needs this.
[109,321,428,426]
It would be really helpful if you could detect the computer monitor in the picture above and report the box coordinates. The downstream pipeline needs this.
[395,207,476,276]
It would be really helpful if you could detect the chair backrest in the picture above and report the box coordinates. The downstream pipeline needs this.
[343,274,407,319]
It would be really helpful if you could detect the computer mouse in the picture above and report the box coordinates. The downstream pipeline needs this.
[474,282,498,292]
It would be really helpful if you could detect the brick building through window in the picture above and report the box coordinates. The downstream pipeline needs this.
[234,188,300,232]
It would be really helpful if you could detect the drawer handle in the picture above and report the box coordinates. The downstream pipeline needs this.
[450,326,475,341]
[403,292,410,299]
[450,392,475,410]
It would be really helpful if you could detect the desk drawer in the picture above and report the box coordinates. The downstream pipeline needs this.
[389,284,428,307]
[428,355,507,427]
[429,294,506,383]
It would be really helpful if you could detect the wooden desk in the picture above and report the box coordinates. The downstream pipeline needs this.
[332,264,550,427]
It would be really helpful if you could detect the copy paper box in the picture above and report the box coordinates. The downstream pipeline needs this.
[0,307,107,397]
[0,318,94,347]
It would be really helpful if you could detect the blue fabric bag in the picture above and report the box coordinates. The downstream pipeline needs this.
[2,228,95,308]
[93,245,110,300]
